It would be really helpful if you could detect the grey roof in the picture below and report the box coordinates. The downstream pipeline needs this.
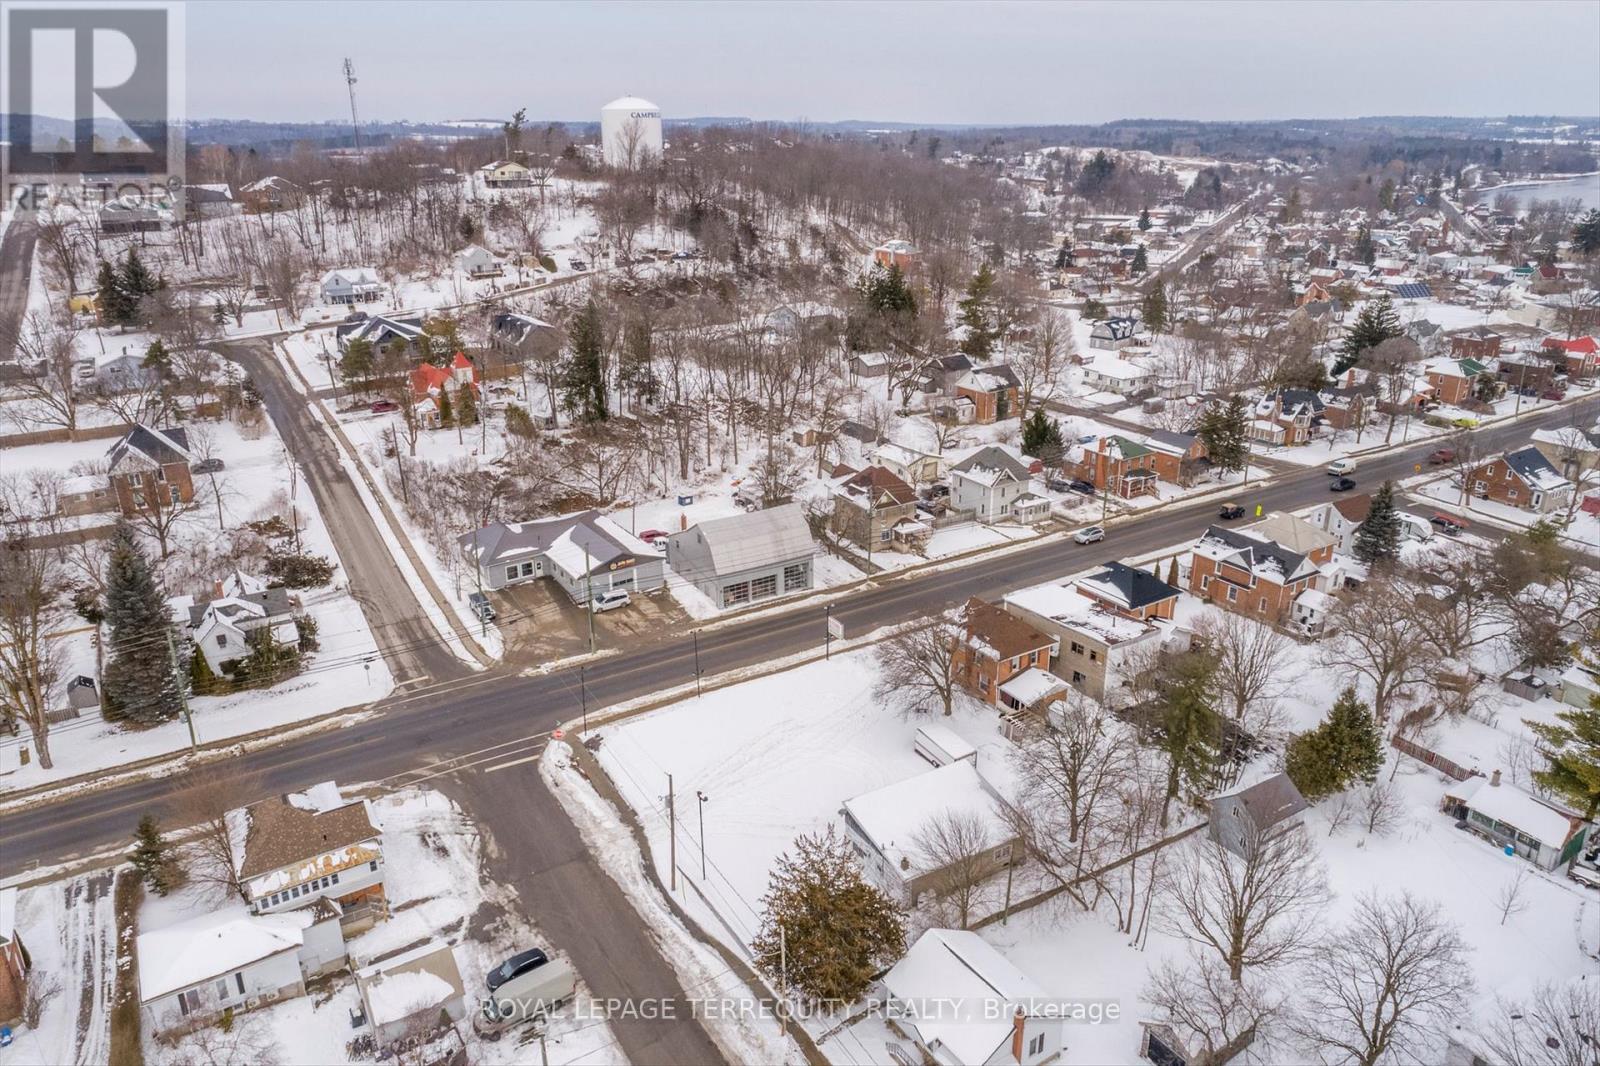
[1146,429,1198,455]
[108,425,190,469]
[951,445,1032,482]
[1504,446,1565,486]
[491,312,555,346]
[1219,773,1308,830]
[1083,561,1181,611]
[1092,316,1139,340]
[838,420,884,444]
[188,587,293,628]
[1198,525,1313,583]
[458,511,633,573]
[335,314,423,346]
[671,504,814,576]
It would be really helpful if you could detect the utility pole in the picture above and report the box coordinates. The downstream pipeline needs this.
[320,336,340,405]
[696,790,708,880]
[583,544,596,654]
[1002,856,1015,925]
[166,629,198,751]
[668,773,677,892]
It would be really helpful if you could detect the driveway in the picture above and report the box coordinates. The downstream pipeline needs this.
[0,215,40,360]
[493,582,690,664]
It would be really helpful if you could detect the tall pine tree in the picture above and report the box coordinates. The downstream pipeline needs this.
[1131,245,1149,275]
[130,814,182,895]
[1527,632,1600,819]
[1156,648,1222,826]
[561,300,608,424]
[1334,294,1401,374]
[1352,480,1403,565]
[1137,207,1152,231]
[1198,395,1249,472]
[1286,686,1384,801]
[101,523,183,724]
[958,264,997,361]
[97,259,137,326]
[1141,278,1167,332]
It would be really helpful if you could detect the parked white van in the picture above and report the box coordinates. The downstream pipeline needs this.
[1327,458,1359,476]
[475,958,577,1034]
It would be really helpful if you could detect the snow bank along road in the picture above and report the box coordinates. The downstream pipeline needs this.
[6,393,1595,871]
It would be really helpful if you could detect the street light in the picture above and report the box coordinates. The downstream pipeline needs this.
[696,790,708,880]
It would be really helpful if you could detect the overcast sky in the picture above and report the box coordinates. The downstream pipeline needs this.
[186,0,1600,125]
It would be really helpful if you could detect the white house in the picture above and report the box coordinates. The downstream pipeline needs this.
[456,244,502,279]
[138,907,343,1034]
[320,267,385,306]
[873,442,945,486]
[949,445,1034,522]
[479,160,532,188]
[232,781,387,933]
[188,587,300,674]
[1081,354,1156,395]
[841,760,1019,907]
[1088,316,1140,350]
[882,929,1065,1066]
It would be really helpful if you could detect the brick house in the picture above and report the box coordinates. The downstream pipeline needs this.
[872,239,917,272]
[830,465,926,550]
[1466,447,1574,513]
[1250,389,1324,446]
[1068,435,1159,498]
[106,425,194,517]
[952,597,1056,707]
[1188,522,1329,624]
[953,365,1021,424]
[1320,377,1373,431]
[1496,351,1558,394]
[1424,357,1492,406]
[0,886,28,1026]
[1542,335,1600,379]
[1003,578,1169,705]
[1448,326,1502,361]
[1144,430,1208,485]
[239,175,298,213]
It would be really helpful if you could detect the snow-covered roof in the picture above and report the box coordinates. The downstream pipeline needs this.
[883,929,1052,1065]
[1453,778,1579,850]
[842,761,1010,879]
[364,970,454,1027]
[951,445,1031,487]
[1241,513,1337,557]
[1004,582,1154,645]
[998,667,1067,708]
[1084,356,1153,380]
[0,886,15,946]
[1502,447,1571,493]
[321,266,381,288]
[137,908,309,1002]
[672,504,814,576]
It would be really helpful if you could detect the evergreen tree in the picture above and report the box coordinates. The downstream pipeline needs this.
[1197,395,1249,473]
[237,627,299,689]
[101,523,183,725]
[617,317,661,408]
[340,337,375,390]
[1053,237,1073,269]
[1156,649,1222,826]
[1082,297,1108,319]
[142,338,172,377]
[561,300,608,423]
[120,247,159,306]
[1526,639,1600,819]
[958,264,997,360]
[858,264,916,317]
[1334,294,1402,374]
[1021,408,1063,459]
[1353,226,1376,266]
[130,814,182,895]
[1137,207,1152,232]
[1378,177,1396,212]
[189,646,225,695]
[96,259,137,326]
[751,826,905,1005]
[455,383,477,426]
[1131,245,1149,274]
[1286,687,1383,801]
[1166,556,1180,588]
[1352,480,1403,564]
[1573,209,1600,257]
[1141,279,1167,332]
[435,387,454,426]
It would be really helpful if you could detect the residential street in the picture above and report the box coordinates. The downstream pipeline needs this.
[0,215,40,360]
[216,340,472,685]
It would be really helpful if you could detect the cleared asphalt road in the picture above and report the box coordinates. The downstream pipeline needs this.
[0,216,40,360]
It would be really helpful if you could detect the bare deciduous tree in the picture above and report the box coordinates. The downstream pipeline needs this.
[1294,892,1474,1066]
[912,808,998,929]
[173,768,261,903]
[1494,866,1532,926]
[4,313,84,434]
[1196,610,1295,726]
[0,533,68,769]
[1160,822,1329,981]
[1480,980,1600,1066]
[1143,952,1279,1065]
[873,621,960,715]
[1319,577,1435,724]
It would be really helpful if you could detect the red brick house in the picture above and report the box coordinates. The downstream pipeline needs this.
[1188,519,1331,625]
[1068,435,1159,498]
[1466,447,1574,513]
[106,425,195,517]
[953,365,1021,424]
[952,597,1056,706]
[0,887,28,1027]
[872,240,917,272]
[1542,335,1599,379]
[1144,430,1208,485]
[1449,326,1502,361]
[1424,357,1492,406]
[1496,351,1558,394]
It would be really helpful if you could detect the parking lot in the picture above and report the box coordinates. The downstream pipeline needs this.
[490,577,691,663]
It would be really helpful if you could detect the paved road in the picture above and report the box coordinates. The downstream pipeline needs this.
[0,215,40,360]
[216,341,469,685]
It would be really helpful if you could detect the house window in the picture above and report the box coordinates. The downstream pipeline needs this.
[979,674,989,692]
[178,989,201,1016]
[369,860,379,871]
[519,561,536,578]
[331,872,340,884]
[216,634,228,647]
[1507,488,1518,500]
[1010,656,1022,671]
[214,977,231,1001]
[1260,597,1269,611]
[1071,671,1086,684]
[1200,575,1211,591]
[1227,586,1238,602]
[1028,1033,1045,1057]
[751,575,778,600]
[783,564,808,590]
[1089,650,1099,663]
[1070,641,1085,655]
[236,973,245,995]
[170,485,181,505]
[504,565,519,582]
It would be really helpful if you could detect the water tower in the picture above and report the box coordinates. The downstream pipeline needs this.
[600,96,662,169]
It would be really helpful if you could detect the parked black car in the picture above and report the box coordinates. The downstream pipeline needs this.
[1329,477,1357,492]
[1218,503,1245,520]
[487,948,549,992]
[1068,479,1096,495]
[190,458,225,474]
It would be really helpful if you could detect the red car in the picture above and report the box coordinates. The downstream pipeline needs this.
[370,399,399,413]
[638,529,670,546]
[1426,448,1456,465]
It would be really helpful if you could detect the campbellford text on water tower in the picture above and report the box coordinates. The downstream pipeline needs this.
[600,96,663,170]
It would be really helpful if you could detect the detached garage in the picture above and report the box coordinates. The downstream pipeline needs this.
[666,504,816,609]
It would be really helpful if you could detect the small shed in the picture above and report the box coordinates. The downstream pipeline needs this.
[1207,773,1308,858]
[357,941,466,1048]
[1501,672,1550,703]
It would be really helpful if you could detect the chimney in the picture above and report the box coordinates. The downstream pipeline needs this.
[1011,1008,1027,1063]
[1490,769,1501,788]
[1345,368,1356,388]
